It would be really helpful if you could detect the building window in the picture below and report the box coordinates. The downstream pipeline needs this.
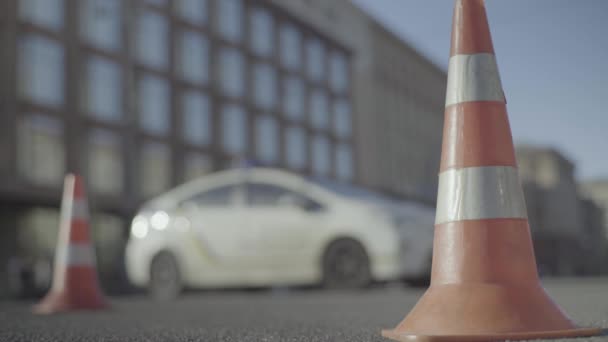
[17,35,65,108]
[255,115,278,164]
[184,152,212,181]
[306,37,325,82]
[88,130,123,195]
[135,9,168,69]
[79,0,122,51]
[176,30,209,85]
[19,0,64,31]
[138,75,170,135]
[174,0,207,25]
[181,90,211,146]
[83,55,122,122]
[285,126,306,169]
[329,51,349,93]
[218,47,245,98]
[333,99,351,138]
[312,134,330,176]
[310,89,329,130]
[283,76,304,122]
[144,0,167,6]
[18,114,65,187]
[140,142,171,198]
[252,63,277,110]
[216,0,242,42]
[336,144,353,181]
[221,104,247,155]
[250,7,273,57]
[280,23,301,70]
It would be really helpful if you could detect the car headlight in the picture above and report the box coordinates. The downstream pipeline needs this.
[150,211,170,231]
[131,215,149,239]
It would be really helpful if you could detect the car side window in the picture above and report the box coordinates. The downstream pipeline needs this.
[246,182,324,212]
[246,183,288,206]
[188,185,237,207]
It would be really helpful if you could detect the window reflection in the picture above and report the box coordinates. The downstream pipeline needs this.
[138,75,170,135]
[312,134,330,176]
[306,38,325,82]
[280,23,301,70]
[18,114,65,187]
[181,91,211,146]
[333,99,351,138]
[221,104,247,155]
[256,115,278,163]
[18,35,65,107]
[143,0,167,6]
[310,89,329,130]
[250,7,273,57]
[336,144,353,181]
[135,9,168,69]
[176,30,209,85]
[285,126,306,169]
[253,63,277,110]
[19,0,64,31]
[283,76,304,121]
[88,129,123,195]
[83,55,122,122]
[80,0,122,51]
[217,0,242,42]
[174,0,207,25]
[218,47,245,98]
[329,50,349,93]
[140,142,171,198]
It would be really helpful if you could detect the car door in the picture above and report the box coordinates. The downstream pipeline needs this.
[180,183,258,269]
[243,182,325,268]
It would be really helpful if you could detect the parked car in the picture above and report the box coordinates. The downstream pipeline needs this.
[125,168,434,299]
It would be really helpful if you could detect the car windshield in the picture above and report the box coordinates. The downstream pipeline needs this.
[310,178,386,202]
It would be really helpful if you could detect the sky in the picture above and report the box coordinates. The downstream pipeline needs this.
[352,0,608,181]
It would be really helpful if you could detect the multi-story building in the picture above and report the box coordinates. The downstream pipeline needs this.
[516,145,607,275]
[267,0,446,203]
[0,0,446,295]
[580,179,608,234]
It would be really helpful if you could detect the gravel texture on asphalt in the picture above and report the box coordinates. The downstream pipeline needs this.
[1,279,607,342]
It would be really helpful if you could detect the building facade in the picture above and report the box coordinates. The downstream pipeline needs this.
[516,145,607,275]
[580,179,608,234]
[0,0,446,295]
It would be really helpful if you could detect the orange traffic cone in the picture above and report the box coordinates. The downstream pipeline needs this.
[382,1,602,341]
[34,174,108,314]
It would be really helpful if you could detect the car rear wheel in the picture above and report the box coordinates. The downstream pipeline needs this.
[322,239,371,289]
[149,251,182,300]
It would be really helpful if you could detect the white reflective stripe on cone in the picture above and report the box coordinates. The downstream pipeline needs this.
[66,243,95,266]
[435,166,527,225]
[445,53,505,107]
[71,199,89,221]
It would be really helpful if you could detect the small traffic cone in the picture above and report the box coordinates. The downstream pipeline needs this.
[382,1,602,341]
[34,174,108,314]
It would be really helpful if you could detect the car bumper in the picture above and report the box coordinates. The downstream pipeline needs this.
[125,239,151,288]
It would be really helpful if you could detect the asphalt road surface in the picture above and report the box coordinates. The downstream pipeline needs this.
[1,278,608,342]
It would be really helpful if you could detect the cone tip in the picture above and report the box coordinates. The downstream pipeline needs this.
[450,0,494,56]
[64,173,86,199]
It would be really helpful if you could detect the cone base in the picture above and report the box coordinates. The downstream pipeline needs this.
[33,290,109,314]
[382,283,603,341]
[381,327,604,342]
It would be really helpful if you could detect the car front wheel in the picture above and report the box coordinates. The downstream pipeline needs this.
[149,251,182,300]
[322,239,371,289]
